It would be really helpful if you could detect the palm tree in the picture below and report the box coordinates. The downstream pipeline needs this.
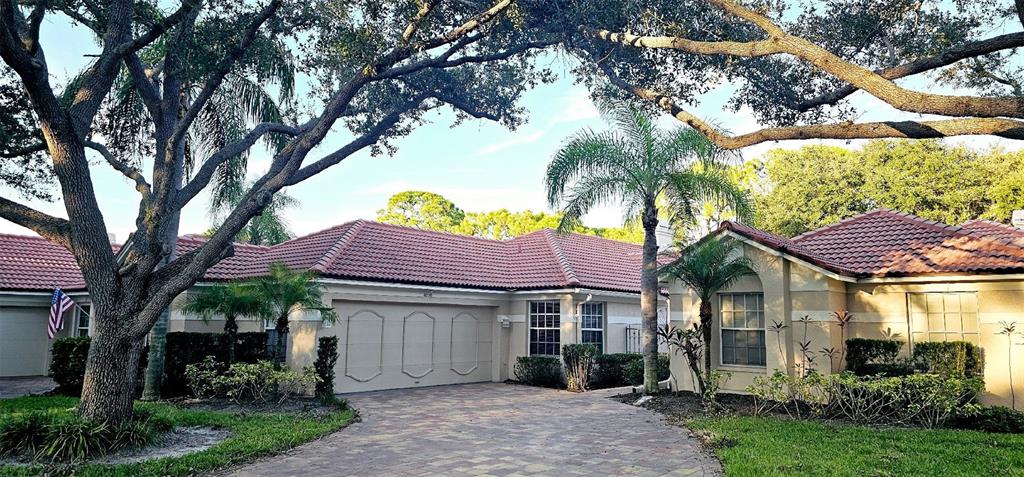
[661,238,756,391]
[545,101,752,393]
[256,264,338,363]
[208,179,298,245]
[179,282,270,364]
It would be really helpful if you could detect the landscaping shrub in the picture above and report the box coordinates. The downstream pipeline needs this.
[184,357,318,404]
[561,344,597,392]
[49,337,91,393]
[592,353,640,388]
[0,410,162,464]
[950,405,1024,433]
[747,371,983,428]
[845,338,903,375]
[623,354,670,386]
[49,338,148,396]
[163,331,268,396]
[513,356,562,388]
[314,336,339,403]
[912,341,984,378]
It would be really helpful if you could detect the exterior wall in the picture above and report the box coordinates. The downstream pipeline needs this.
[667,238,1024,409]
[847,280,1024,408]
[0,292,88,377]
[3,280,651,389]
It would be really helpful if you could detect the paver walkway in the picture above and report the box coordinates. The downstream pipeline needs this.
[227,383,719,476]
[0,376,55,398]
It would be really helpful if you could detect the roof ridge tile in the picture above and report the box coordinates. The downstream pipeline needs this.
[309,220,367,273]
[542,230,581,286]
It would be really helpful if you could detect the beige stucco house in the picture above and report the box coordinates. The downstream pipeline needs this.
[668,209,1024,408]
[0,220,665,393]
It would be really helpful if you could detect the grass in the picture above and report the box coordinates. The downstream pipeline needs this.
[0,396,356,477]
[688,415,1024,477]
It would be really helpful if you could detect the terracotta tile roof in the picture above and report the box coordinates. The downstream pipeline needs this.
[0,221,650,293]
[720,209,1024,278]
[960,219,1024,246]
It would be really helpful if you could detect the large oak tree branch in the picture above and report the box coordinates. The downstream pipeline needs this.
[177,121,303,207]
[597,58,1024,149]
[586,0,1024,119]
[167,0,282,154]
[796,32,1024,111]
[0,196,70,247]
[84,140,152,199]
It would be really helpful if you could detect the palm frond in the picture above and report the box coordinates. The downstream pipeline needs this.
[661,238,756,301]
[557,175,631,233]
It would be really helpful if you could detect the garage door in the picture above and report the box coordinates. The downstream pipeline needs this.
[327,301,494,393]
[0,307,51,377]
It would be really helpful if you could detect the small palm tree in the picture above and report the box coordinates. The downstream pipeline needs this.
[545,101,751,394]
[180,282,270,364]
[256,264,338,363]
[661,238,756,391]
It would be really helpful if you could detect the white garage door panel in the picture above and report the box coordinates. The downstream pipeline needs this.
[330,302,493,393]
[0,307,51,377]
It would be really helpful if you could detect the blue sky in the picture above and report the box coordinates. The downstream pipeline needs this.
[1,10,1021,240]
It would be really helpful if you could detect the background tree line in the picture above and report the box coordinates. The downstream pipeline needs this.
[375,190,645,243]
[724,140,1024,238]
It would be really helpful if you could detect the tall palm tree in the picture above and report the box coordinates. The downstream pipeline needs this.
[661,238,757,389]
[256,264,338,363]
[179,282,270,364]
[545,101,752,394]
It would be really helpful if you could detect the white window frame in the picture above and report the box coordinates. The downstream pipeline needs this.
[75,304,92,338]
[719,292,766,367]
[528,300,561,356]
[579,302,605,352]
[907,292,980,346]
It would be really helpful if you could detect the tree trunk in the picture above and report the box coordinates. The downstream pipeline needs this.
[640,205,660,394]
[78,321,146,425]
[140,309,169,401]
[700,300,713,386]
[274,314,289,365]
[225,316,238,364]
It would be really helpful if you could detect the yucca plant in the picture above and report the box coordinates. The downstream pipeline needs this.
[546,100,751,393]
[661,238,756,391]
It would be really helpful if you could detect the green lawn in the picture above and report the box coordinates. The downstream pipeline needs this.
[688,415,1024,477]
[0,396,356,477]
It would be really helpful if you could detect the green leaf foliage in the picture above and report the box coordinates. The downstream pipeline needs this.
[754,140,1024,237]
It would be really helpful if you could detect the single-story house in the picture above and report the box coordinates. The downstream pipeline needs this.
[668,209,1024,407]
[0,220,666,393]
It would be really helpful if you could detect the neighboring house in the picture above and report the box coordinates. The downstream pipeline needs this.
[668,209,1024,407]
[0,220,666,393]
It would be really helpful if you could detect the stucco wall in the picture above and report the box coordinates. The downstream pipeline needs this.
[668,239,1024,409]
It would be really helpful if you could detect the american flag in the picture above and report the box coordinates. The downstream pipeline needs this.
[48,288,74,339]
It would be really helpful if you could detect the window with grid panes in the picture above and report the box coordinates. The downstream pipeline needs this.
[580,302,604,351]
[529,301,561,356]
[908,292,979,345]
[720,293,766,366]
[75,305,91,337]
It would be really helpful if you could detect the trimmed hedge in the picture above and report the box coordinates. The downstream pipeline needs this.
[49,337,91,393]
[314,336,339,401]
[623,354,670,386]
[846,338,903,375]
[591,353,670,389]
[912,341,984,378]
[951,406,1024,434]
[48,337,148,396]
[513,356,562,388]
[162,332,268,396]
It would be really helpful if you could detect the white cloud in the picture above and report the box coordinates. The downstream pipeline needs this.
[473,129,544,157]
[547,89,600,126]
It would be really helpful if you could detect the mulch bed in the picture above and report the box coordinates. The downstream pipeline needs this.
[164,396,342,417]
[612,391,769,420]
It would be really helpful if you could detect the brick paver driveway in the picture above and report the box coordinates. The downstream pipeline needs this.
[227,383,719,476]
